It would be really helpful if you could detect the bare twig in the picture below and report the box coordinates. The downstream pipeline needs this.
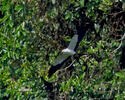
[64,59,76,70]
[112,33,125,53]
[58,59,76,73]
[109,11,125,16]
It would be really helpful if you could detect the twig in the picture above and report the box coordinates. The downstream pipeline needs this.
[112,33,125,53]
[109,11,125,16]
[58,59,76,72]
[64,59,76,70]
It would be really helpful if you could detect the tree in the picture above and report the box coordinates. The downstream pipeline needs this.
[0,0,125,99]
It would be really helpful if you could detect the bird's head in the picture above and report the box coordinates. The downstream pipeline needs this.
[62,48,76,55]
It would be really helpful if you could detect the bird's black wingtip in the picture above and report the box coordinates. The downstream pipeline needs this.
[48,65,60,78]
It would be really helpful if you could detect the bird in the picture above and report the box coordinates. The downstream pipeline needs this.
[48,34,83,77]
[48,7,88,78]
[48,6,95,77]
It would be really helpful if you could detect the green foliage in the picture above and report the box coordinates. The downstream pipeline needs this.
[0,0,125,99]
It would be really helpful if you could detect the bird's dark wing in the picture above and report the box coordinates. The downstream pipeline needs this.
[73,28,86,51]
[48,54,70,77]
[41,77,53,92]
[41,77,55,99]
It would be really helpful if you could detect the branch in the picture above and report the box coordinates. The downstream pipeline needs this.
[112,33,125,53]
[58,59,76,73]
[64,59,76,70]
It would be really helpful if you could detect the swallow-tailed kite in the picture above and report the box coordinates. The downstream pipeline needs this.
[48,34,81,77]
[48,18,87,77]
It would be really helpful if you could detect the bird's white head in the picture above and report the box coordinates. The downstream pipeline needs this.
[62,48,76,55]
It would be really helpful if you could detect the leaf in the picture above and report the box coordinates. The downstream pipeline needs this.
[64,36,71,42]
[6,20,13,27]
[15,6,23,12]
[65,13,70,20]
[80,0,84,7]
[87,48,93,53]
[2,4,10,11]
[0,14,10,22]
[52,0,55,4]
[115,72,125,78]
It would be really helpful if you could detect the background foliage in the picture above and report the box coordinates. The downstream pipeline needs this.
[0,0,125,99]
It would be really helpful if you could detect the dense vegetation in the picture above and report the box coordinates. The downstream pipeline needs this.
[0,0,125,99]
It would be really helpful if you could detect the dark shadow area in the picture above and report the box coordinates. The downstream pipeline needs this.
[120,46,125,69]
